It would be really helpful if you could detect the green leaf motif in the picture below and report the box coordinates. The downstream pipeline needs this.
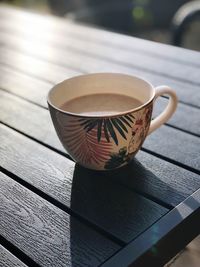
[104,147,128,169]
[115,118,128,133]
[106,119,118,145]
[119,117,132,128]
[79,114,134,145]
[111,118,127,140]
[103,119,110,143]
[125,114,134,123]
[97,120,103,142]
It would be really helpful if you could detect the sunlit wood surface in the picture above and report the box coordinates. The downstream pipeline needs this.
[0,4,199,267]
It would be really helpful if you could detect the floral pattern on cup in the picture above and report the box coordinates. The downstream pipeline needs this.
[55,103,153,170]
[128,103,152,155]
[105,104,152,169]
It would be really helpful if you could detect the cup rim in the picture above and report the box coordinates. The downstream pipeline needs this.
[47,73,155,118]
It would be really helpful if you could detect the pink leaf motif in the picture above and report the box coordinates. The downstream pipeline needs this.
[135,119,143,126]
[60,117,112,166]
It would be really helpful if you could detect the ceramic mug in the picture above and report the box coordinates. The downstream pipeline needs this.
[48,73,177,170]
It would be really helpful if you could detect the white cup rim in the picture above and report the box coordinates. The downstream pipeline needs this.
[47,73,155,118]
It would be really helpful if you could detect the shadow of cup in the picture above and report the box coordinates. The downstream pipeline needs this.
[69,156,173,243]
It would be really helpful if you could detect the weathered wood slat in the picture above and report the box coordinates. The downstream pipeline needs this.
[0,49,80,85]
[0,86,112,153]
[0,172,119,267]
[0,87,199,171]
[0,124,168,242]
[143,125,200,171]
[1,43,200,108]
[0,94,200,207]
[0,245,27,267]
[0,90,63,150]
[102,188,200,267]
[0,60,200,138]
[0,29,200,87]
[0,66,52,107]
[1,64,199,136]
[0,4,200,67]
[0,5,199,267]
[153,97,200,137]
[114,151,200,207]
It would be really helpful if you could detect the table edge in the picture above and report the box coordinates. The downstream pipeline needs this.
[101,187,200,267]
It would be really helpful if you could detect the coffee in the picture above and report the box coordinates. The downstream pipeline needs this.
[60,93,142,115]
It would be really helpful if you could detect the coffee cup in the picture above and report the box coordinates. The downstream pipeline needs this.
[48,73,177,170]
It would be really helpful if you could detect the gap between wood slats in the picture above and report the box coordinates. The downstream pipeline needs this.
[0,120,199,207]
[98,207,172,267]
[0,84,199,140]
[100,189,200,267]
[0,88,199,173]
[0,62,57,85]
[141,148,200,176]
[0,46,87,80]
[0,170,121,266]
[0,42,200,110]
[0,120,173,211]
[0,31,200,88]
[0,237,39,267]
[0,76,199,173]
[161,95,200,112]
[1,25,200,76]
[0,37,89,76]
[0,54,200,112]
[0,166,125,247]
[69,30,200,68]
[161,123,200,139]
[0,6,200,68]
[0,87,46,110]
[0,42,199,109]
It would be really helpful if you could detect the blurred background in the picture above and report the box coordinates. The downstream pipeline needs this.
[0,0,200,50]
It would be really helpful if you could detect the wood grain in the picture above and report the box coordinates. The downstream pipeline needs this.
[114,151,200,207]
[1,31,200,85]
[0,172,119,267]
[0,34,200,107]
[1,81,199,137]
[1,7,200,82]
[153,97,200,136]
[143,125,200,171]
[0,245,27,267]
[1,85,200,170]
[0,49,81,85]
[0,90,63,150]
[102,188,200,267]
[0,5,199,267]
[0,124,168,243]
[0,4,200,67]
[0,91,200,207]
[0,65,52,107]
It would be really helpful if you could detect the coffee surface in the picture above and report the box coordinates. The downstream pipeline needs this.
[60,93,142,115]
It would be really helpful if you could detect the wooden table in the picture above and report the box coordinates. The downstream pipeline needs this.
[0,4,200,267]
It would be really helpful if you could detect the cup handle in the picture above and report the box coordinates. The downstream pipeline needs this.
[148,85,178,135]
